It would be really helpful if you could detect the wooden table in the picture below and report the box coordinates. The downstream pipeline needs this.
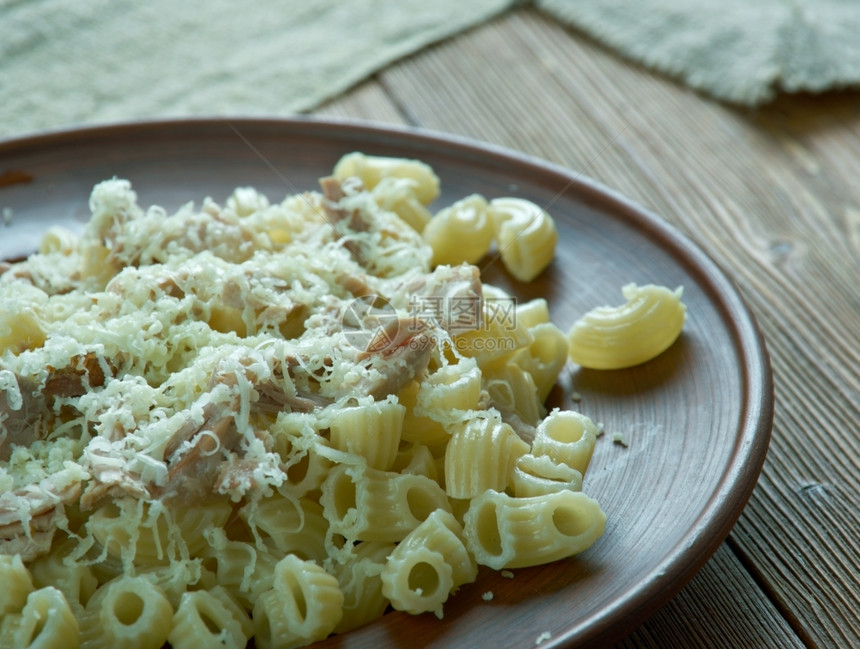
[313,7,859,648]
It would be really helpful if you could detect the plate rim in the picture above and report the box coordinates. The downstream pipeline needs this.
[0,116,774,648]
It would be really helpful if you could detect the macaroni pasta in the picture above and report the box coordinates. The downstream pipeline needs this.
[0,151,686,647]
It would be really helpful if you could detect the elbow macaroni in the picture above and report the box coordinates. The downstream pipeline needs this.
[531,409,598,476]
[0,152,689,647]
[381,509,476,618]
[514,322,569,402]
[370,177,434,232]
[333,151,440,205]
[8,587,79,649]
[0,555,34,617]
[512,453,584,498]
[568,283,687,369]
[463,490,606,570]
[332,541,393,634]
[78,576,173,649]
[329,398,405,471]
[320,464,452,544]
[444,416,529,499]
[421,194,494,266]
[168,588,251,649]
[489,197,558,282]
[252,555,344,649]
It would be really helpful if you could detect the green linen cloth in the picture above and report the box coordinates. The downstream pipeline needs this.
[537,0,860,105]
[0,0,517,138]
[1,0,858,141]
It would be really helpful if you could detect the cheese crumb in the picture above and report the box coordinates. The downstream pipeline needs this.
[535,631,552,644]
[482,591,494,601]
[611,432,629,447]
[500,570,515,579]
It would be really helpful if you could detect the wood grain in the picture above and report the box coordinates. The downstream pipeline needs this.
[318,6,860,648]
[616,546,806,649]
[313,79,407,125]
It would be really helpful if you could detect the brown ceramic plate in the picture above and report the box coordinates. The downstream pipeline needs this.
[0,118,773,648]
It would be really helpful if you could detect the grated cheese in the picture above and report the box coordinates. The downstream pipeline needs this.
[0,175,453,554]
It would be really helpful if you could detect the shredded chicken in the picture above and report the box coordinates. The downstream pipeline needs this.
[1,354,108,461]
[1,374,47,462]
[320,175,370,233]
[0,482,82,561]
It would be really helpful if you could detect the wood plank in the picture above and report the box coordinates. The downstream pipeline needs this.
[312,77,408,125]
[617,545,805,649]
[366,7,859,648]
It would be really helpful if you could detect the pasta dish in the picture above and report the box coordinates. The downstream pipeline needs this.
[0,152,683,648]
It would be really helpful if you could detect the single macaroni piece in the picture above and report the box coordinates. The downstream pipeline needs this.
[78,576,173,649]
[39,225,79,255]
[444,415,530,499]
[414,356,483,418]
[5,586,79,649]
[168,588,250,649]
[381,509,476,618]
[333,151,440,205]
[29,538,98,616]
[422,194,494,266]
[273,419,335,498]
[320,463,452,543]
[252,554,344,649]
[484,362,543,427]
[489,197,558,282]
[329,397,405,471]
[513,322,569,403]
[0,554,34,617]
[332,541,394,634]
[397,379,452,448]
[453,296,534,366]
[568,283,687,369]
[512,453,584,498]
[463,490,606,569]
[514,297,551,328]
[531,409,598,476]
[398,381,451,448]
[370,177,434,232]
